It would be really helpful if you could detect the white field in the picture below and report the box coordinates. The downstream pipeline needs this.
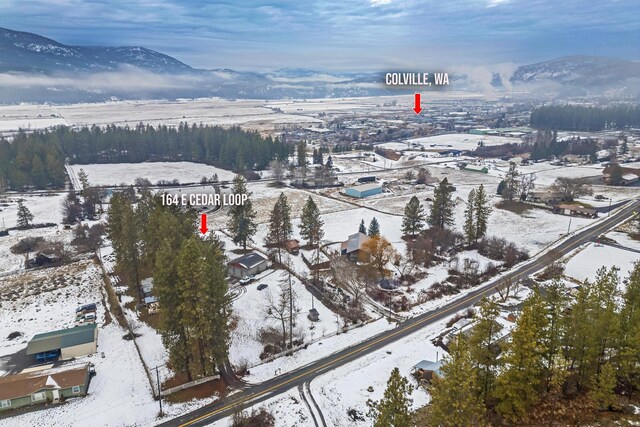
[0,193,66,229]
[564,243,639,291]
[66,162,236,188]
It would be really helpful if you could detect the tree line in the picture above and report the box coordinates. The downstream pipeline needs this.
[530,105,640,131]
[426,265,640,425]
[107,190,231,381]
[0,123,293,190]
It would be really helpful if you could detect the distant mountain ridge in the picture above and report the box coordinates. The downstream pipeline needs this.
[0,27,638,102]
[0,27,193,73]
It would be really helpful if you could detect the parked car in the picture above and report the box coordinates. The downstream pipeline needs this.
[239,275,255,285]
[257,284,268,291]
[76,303,97,314]
[84,313,96,324]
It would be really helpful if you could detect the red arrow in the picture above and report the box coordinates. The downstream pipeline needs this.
[413,93,422,115]
[199,213,208,234]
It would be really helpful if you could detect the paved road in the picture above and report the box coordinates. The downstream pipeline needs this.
[160,199,639,427]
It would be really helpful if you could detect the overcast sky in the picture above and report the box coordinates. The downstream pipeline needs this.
[1,0,639,71]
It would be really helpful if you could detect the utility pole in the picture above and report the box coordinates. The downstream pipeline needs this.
[567,216,572,235]
[154,365,163,417]
[608,197,612,217]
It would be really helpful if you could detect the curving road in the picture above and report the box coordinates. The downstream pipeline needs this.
[159,199,638,427]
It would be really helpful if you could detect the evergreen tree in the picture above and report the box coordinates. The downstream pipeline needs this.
[325,155,333,169]
[358,219,366,234]
[474,184,491,242]
[618,262,640,392]
[541,280,568,392]
[467,298,501,401]
[16,199,34,228]
[368,217,380,237]
[428,336,487,427]
[463,189,477,245]
[297,141,307,167]
[590,362,617,411]
[76,168,89,191]
[495,290,548,423]
[227,176,257,251]
[107,192,142,298]
[299,196,324,247]
[266,193,293,263]
[428,178,455,229]
[401,196,426,237]
[502,163,520,201]
[368,367,413,427]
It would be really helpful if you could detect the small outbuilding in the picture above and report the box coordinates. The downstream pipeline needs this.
[26,324,98,362]
[344,183,383,198]
[464,164,489,174]
[228,252,269,278]
[412,360,444,382]
[308,308,320,322]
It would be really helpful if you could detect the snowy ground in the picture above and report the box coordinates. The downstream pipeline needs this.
[0,226,73,275]
[563,243,639,291]
[0,192,66,229]
[0,260,103,360]
[66,162,236,188]
[228,267,338,368]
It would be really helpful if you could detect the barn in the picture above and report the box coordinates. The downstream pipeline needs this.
[26,324,98,362]
[344,183,383,198]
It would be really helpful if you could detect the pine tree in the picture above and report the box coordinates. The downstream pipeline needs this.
[368,367,413,427]
[297,141,307,167]
[474,184,491,242]
[368,217,380,237]
[266,193,293,263]
[16,199,34,228]
[590,362,617,411]
[541,280,568,392]
[227,175,257,251]
[299,196,324,247]
[428,336,487,427]
[467,298,501,401]
[325,155,333,169]
[618,262,640,392]
[401,196,426,237]
[358,219,366,234]
[495,290,548,423]
[502,162,520,201]
[76,168,89,191]
[463,189,476,245]
[428,178,454,229]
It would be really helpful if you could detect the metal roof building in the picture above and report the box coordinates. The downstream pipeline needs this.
[26,324,98,361]
[228,252,269,279]
[344,183,383,198]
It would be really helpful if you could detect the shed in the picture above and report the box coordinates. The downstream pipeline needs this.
[308,308,320,322]
[0,363,91,412]
[412,360,443,382]
[228,252,269,278]
[344,183,383,198]
[26,324,98,361]
[464,164,489,174]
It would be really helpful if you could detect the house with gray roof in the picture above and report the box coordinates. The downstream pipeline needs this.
[228,252,269,278]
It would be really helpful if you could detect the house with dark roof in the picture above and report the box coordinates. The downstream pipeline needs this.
[26,323,98,362]
[340,232,371,261]
[228,252,269,278]
[0,363,92,412]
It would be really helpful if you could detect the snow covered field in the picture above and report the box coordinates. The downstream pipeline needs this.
[564,243,639,290]
[0,225,72,275]
[0,193,66,229]
[66,162,236,188]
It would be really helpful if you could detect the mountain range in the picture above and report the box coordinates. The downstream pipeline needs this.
[1,27,638,102]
